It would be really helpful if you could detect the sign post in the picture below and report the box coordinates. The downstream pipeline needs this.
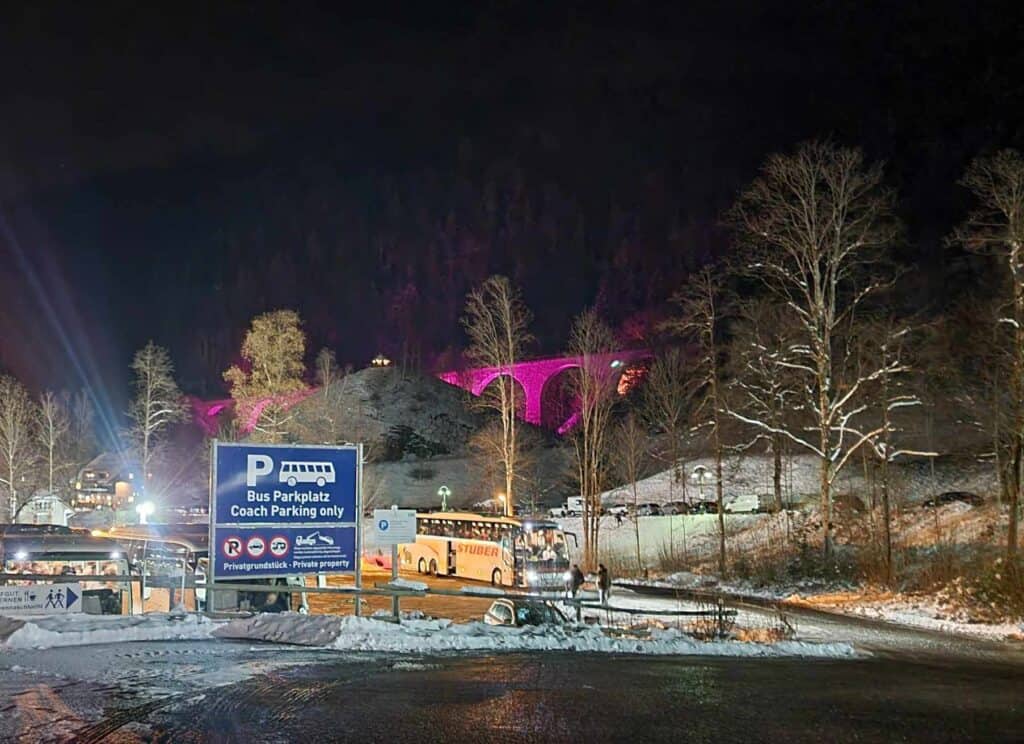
[373,506,416,619]
[209,441,362,614]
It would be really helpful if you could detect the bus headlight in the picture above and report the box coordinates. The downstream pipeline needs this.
[526,571,539,584]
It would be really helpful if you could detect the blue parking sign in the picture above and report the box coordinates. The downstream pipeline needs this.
[210,442,361,580]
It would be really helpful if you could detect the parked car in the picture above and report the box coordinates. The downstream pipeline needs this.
[605,503,629,517]
[661,501,690,515]
[635,503,662,517]
[484,599,568,627]
[690,501,719,514]
[922,492,984,508]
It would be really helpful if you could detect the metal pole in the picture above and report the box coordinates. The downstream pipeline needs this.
[208,439,218,613]
[354,443,363,617]
[391,542,400,620]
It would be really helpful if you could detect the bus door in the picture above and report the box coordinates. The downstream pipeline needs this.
[447,540,457,574]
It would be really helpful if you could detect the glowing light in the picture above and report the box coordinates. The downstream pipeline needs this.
[136,501,155,524]
[14,550,28,561]
[371,353,392,367]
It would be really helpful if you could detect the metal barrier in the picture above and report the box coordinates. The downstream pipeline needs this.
[0,573,737,626]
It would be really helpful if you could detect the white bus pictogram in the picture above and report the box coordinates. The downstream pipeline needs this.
[279,461,335,487]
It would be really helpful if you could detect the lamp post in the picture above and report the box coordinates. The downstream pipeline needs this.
[437,485,451,512]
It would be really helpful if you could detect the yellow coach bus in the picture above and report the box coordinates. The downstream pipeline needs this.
[399,511,573,589]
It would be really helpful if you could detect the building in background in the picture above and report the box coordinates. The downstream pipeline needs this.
[72,453,138,511]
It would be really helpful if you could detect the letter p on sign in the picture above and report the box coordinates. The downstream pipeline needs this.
[246,454,274,486]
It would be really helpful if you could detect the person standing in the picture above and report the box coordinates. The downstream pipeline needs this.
[567,564,584,597]
[597,563,611,605]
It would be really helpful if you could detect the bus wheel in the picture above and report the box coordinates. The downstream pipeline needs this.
[428,559,438,576]
[417,558,426,574]
[491,569,502,587]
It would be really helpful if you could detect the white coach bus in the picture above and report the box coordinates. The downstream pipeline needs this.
[399,511,574,589]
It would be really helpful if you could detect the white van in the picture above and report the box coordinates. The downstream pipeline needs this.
[279,461,335,487]
[724,493,770,514]
[549,496,584,518]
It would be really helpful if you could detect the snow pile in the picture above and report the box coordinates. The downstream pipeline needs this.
[215,612,858,658]
[0,612,218,649]
[386,578,429,591]
[816,595,1024,641]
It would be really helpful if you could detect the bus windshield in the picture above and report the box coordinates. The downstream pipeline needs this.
[515,523,569,569]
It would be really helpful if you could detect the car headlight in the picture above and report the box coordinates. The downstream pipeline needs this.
[526,571,539,583]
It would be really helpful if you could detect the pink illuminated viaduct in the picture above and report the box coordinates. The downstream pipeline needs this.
[192,350,651,435]
[437,350,651,432]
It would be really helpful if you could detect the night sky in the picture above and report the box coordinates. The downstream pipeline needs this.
[1,1,1022,409]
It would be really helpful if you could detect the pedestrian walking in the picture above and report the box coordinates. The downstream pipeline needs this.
[597,563,611,605]
[568,564,584,597]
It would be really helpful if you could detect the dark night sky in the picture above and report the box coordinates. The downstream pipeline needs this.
[1,1,1022,411]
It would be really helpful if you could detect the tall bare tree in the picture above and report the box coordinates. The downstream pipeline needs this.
[664,268,729,575]
[37,391,72,498]
[728,141,902,558]
[730,298,801,512]
[224,309,307,443]
[568,308,618,568]
[70,389,97,463]
[642,348,691,506]
[0,375,38,519]
[128,342,187,497]
[614,412,650,572]
[462,276,533,516]
[857,319,933,583]
[950,149,1024,558]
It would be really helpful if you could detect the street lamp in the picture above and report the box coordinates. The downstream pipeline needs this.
[136,501,155,525]
[437,485,451,512]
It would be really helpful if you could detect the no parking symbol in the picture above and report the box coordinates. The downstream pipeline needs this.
[223,536,243,559]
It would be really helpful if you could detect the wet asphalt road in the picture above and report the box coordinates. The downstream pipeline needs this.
[3,585,1024,742]
[145,651,1024,743]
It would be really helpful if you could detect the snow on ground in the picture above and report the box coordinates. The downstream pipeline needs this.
[793,593,1024,641]
[0,611,218,649]
[215,612,858,658]
[556,513,765,564]
[641,572,1024,642]
[601,454,998,508]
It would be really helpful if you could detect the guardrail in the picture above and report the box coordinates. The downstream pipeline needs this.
[0,573,736,626]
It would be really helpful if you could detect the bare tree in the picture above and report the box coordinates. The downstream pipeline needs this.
[128,342,187,497]
[461,276,533,516]
[224,309,307,443]
[642,348,691,507]
[69,388,98,468]
[37,391,72,497]
[568,308,618,568]
[664,268,729,575]
[614,412,650,572]
[950,149,1024,558]
[728,141,902,558]
[730,298,801,512]
[0,375,38,519]
[857,319,934,584]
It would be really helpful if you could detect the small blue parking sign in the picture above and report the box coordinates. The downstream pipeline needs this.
[378,519,389,531]
[210,442,361,580]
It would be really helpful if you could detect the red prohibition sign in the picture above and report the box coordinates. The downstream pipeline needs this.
[269,535,290,558]
[246,535,267,559]
[222,536,243,560]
